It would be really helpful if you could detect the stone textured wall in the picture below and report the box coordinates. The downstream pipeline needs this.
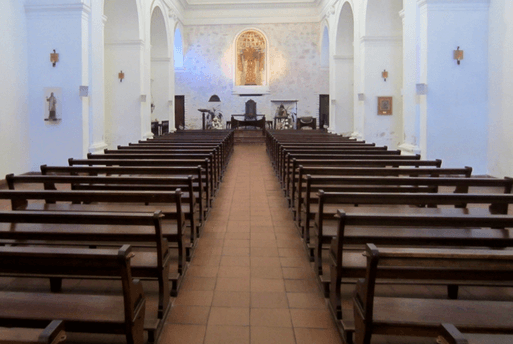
[175,22,329,129]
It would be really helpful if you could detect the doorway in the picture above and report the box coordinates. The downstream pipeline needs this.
[319,94,329,129]
[175,95,185,130]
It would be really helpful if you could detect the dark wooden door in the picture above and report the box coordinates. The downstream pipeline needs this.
[175,95,185,130]
[319,94,329,129]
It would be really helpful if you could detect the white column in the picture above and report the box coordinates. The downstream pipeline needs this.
[88,2,107,154]
[398,6,421,155]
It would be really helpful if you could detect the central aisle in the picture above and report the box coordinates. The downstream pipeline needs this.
[160,144,341,344]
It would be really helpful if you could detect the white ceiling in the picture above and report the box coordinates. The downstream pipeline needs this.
[184,0,319,6]
[176,0,328,25]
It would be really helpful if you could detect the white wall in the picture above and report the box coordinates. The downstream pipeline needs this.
[488,0,513,178]
[175,22,329,129]
[0,0,31,176]
[26,1,90,170]
[419,1,489,174]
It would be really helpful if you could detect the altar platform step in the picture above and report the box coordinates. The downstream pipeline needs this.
[234,129,265,145]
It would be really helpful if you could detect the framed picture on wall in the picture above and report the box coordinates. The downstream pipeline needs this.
[377,96,392,115]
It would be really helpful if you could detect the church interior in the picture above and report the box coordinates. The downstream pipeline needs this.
[1,0,513,343]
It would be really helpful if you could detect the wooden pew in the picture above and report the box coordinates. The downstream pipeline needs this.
[6,173,201,249]
[0,189,186,274]
[40,164,209,220]
[297,175,513,239]
[290,166,473,219]
[0,320,66,344]
[0,244,145,344]
[68,157,216,203]
[90,151,221,191]
[286,158,443,204]
[315,192,513,288]
[352,245,513,344]
[107,146,227,178]
[329,210,513,325]
[437,323,513,344]
[0,210,175,342]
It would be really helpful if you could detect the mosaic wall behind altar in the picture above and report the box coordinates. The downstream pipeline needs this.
[175,22,329,129]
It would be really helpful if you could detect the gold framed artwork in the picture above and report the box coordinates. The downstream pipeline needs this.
[377,96,392,115]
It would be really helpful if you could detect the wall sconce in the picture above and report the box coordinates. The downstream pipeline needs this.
[454,47,464,65]
[50,49,59,67]
[118,71,125,82]
[382,69,388,82]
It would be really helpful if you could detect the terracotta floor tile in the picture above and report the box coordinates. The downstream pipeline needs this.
[250,266,283,279]
[223,239,250,247]
[224,232,251,240]
[181,277,217,291]
[159,324,206,344]
[284,279,321,293]
[251,278,285,292]
[217,265,251,278]
[250,232,276,241]
[174,290,214,307]
[220,256,250,267]
[216,277,251,292]
[208,307,250,326]
[251,292,289,308]
[250,308,292,327]
[204,325,250,344]
[282,267,316,280]
[294,327,343,344]
[250,326,296,344]
[222,247,250,256]
[280,257,311,268]
[191,255,222,267]
[167,305,210,324]
[250,256,282,267]
[250,239,278,248]
[276,239,304,249]
[187,265,219,278]
[287,292,327,309]
[290,309,334,329]
[279,248,307,258]
[249,225,274,233]
[212,291,251,308]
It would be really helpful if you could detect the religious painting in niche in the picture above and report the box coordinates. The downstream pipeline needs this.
[377,96,392,115]
[236,30,266,86]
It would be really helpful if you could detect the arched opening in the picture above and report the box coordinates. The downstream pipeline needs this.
[174,27,184,70]
[104,0,142,147]
[333,2,354,135]
[321,25,330,69]
[363,0,403,148]
[150,6,170,129]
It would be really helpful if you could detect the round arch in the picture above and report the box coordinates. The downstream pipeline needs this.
[332,1,355,135]
[103,0,143,148]
[150,5,170,128]
[232,28,270,88]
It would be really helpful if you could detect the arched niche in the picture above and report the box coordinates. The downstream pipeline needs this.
[333,1,355,135]
[150,6,170,126]
[232,28,270,95]
[104,0,142,147]
[362,0,403,148]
